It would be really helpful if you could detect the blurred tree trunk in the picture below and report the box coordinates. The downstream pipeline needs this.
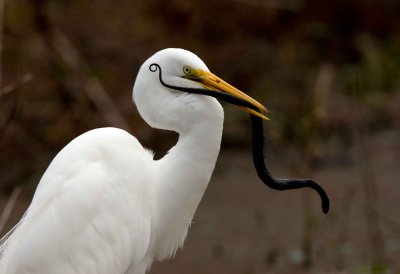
[355,106,386,271]
[298,63,334,269]
[352,72,386,272]
[0,0,6,91]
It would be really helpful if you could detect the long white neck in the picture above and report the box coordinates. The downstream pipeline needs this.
[151,112,223,260]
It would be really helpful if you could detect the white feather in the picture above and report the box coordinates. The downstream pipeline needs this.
[0,48,224,274]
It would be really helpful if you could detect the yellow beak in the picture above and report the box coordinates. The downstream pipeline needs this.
[185,69,269,120]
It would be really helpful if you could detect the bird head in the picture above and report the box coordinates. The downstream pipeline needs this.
[133,48,268,133]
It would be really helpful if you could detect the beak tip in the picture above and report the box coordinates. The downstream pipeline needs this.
[262,115,270,121]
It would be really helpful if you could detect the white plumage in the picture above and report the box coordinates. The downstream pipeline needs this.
[0,48,267,274]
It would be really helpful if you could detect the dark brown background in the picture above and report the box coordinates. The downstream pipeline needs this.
[1,0,399,273]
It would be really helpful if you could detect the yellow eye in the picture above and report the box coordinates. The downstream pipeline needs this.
[183,66,192,74]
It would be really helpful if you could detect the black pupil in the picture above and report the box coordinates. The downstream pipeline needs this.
[185,67,190,73]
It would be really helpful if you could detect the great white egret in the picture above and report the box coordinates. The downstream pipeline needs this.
[0,48,328,274]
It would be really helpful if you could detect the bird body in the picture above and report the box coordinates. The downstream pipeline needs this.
[1,118,223,273]
[0,48,329,274]
[1,128,153,273]
[0,49,238,274]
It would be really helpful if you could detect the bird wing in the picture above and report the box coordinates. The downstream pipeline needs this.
[0,128,155,274]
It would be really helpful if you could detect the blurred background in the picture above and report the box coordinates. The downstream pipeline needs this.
[0,0,399,273]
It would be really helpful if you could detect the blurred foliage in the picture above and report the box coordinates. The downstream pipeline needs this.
[0,0,400,272]
[0,0,399,186]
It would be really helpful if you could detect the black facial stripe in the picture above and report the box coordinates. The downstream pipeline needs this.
[149,63,256,110]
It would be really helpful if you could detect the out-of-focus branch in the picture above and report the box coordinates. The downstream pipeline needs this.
[0,74,32,135]
[0,187,22,235]
[0,74,33,95]
[48,29,131,130]
[32,0,130,130]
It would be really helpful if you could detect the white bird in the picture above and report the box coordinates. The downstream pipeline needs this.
[0,48,269,274]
